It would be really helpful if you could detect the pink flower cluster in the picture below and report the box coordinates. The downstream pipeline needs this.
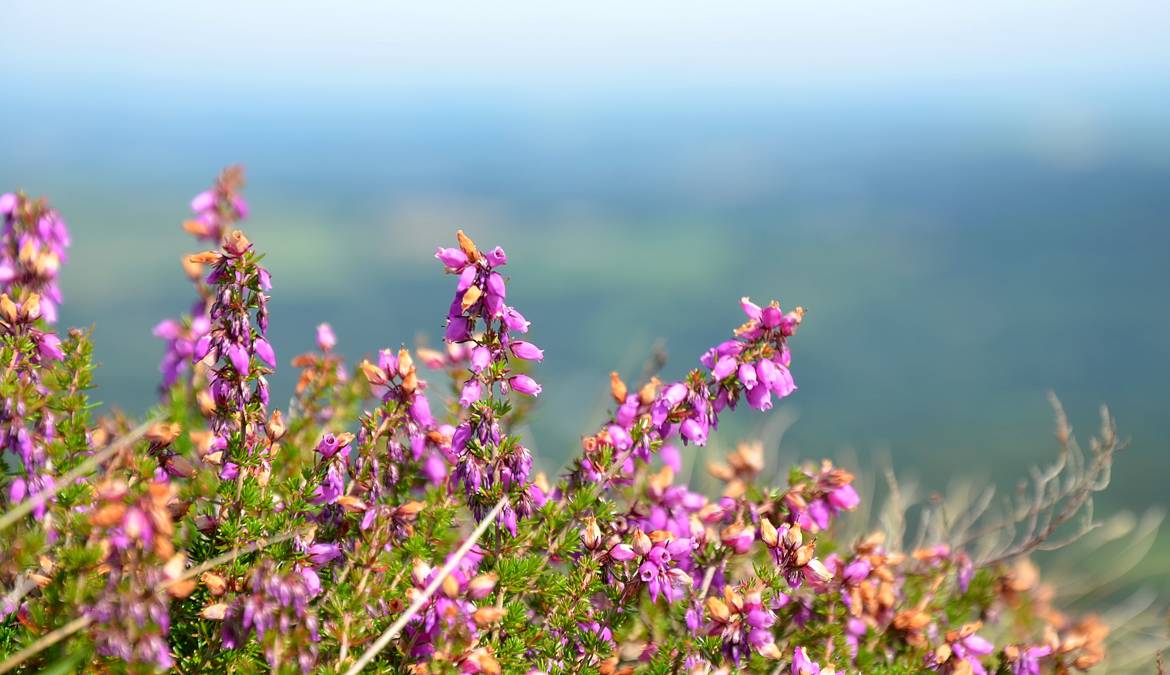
[0,170,1128,675]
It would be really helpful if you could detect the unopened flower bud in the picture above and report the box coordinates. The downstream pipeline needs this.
[760,518,778,546]
[509,374,541,397]
[266,410,286,440]
[632,529,652,556]
[461,284,483,312]
[456,229,480,261]
[21,293,41,320]
[706,597,731,623]
[467,573,498,599]
[442,574,461,598]
[0,294,18,323]
[610,371,628,403]
[473,606,505,626]
[582,517,602,550]
[201,572,227,596]
[223,230,252,256]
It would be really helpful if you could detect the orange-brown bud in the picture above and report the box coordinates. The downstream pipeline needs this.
[456,229,480,261]
[706,596,731,623]
[91,504,127,528]
[442,574,460,599]
[336,495,368,513]
[359,359,387,385]
[396,500,426,519]
[187,251,221,265]
[224,230,251,256]
[0,294,18,323]
[638,377,660,405]
[259,412,282,442]
[201,572,227,596]
[473,606,505,626]
[21,293,41,320]
[609,371,628,403]
[147,422,182,445]
[460,284,483,312]
[168,578,197,599]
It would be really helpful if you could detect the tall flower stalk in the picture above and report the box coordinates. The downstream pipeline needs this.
[0,190,69,524]
[0,293,64,520]
[0,192,70,323]
[438,231,544,534]
[155,167,248,396]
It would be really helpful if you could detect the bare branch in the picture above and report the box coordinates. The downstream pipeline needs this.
[342,496,509,674]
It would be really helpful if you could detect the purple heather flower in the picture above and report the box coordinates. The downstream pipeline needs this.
[226,343,250,374]
[737,362,758,389]
[193,335,212,361]
[607,424,632,451]
[509,374,541,397]
[219,462,240,481]
[660,444,681,472]
[680,418,707,445]
[38,332,64,361]
[769,361,797,398]
[222,561,320,671]
[298,566,322,597]
[527,482,548,508]
[609,543,636,561]
[0,193,71,323]
[190,190,215,212]
[706,588,781,663]
[316,433,345,458]
[435,246,469,269]
[470,345,491,372]
[1006,645,1053,675]
[746,382,773,411]
[253,337,276,368]
[957,552,975,593]
[409,393,435,426]
[486,271,506,298]
[502,306,529,333]
[422,452,447,483]
[761,304,784,328]
[930,627,995,675]
[712,355,737,379]
[445,316,471,342]
[457,265,477,292]
[316,323,336,351]
[662,383,688,407]
[792,647,822,674]
[509,340,544,361]
[460,379,484,407]
[827,484,860,511]
[307,543,342,565]
[843,558,872,585]
[740,296,762,320]
[621,531,693,604]
[485,246,507,266]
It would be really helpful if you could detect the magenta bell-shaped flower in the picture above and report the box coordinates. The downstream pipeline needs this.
[226,344,250,374]
[509,374,541,397]
[509,340,544,361]
[459,379,483,407]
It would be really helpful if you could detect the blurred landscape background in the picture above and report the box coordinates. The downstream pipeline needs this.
[3,2,1168,589]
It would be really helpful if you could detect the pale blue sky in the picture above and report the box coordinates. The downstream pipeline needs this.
[9,1,1170,95]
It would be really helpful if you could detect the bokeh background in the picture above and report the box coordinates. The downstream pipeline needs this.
[4,2,1168,584]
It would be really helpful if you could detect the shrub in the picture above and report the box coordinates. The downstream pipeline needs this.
[0,168,1156,673]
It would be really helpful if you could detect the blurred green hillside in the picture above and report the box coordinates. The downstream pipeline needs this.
[3,89,1168,589]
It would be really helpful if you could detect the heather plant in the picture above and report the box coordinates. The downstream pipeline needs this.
[0,169,1164,674]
